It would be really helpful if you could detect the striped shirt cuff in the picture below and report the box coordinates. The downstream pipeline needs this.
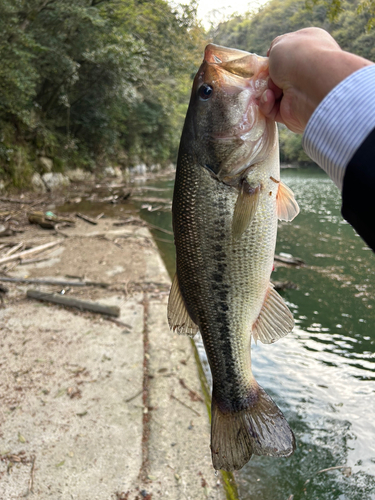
[302,64,375,190]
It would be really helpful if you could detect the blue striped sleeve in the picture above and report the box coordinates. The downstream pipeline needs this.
[302,64,375,190]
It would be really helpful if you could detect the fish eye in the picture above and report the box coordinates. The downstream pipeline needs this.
[199,84,213,101]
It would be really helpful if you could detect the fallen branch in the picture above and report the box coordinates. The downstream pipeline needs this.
[0,240,62,265]
[27,289,120,317]
[0,277,110,288]
[76,212,98,225]
[146,222,174,236]
[125,389,143,403]
[106,317,132,329]
[26,455,36,496]
[54,224,70,238]
[274,254,305,266]
[19,257,51,265]
[3,242,24,256]
[315,465,351,475]
[0,197,33,204]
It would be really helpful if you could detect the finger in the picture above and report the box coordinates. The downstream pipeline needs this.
[267,34,282,56]
[259,89,276,117]
[268,78,283,100]
[259,89,285,124]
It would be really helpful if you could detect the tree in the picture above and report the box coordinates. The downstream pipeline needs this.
[0,0,206,185]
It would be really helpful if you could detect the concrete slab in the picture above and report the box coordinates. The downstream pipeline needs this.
[0,222,227,500]
[0,296,144,499]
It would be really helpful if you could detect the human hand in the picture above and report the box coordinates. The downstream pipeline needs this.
[259,28,373,133]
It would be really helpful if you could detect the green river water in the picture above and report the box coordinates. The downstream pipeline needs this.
[139,165,375,500]
[61,165,375,499]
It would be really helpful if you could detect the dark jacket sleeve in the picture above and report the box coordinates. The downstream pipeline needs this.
[341,128,375,252]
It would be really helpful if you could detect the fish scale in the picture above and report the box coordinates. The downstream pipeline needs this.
[174,146,278,405]
[168,44,299,471]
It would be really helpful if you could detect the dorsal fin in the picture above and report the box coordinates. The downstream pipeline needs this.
[167,274,199,338]
[252,284,294,344]
[277,181,299,221]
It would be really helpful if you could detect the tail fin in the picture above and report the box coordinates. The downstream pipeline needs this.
[211,384,295,471]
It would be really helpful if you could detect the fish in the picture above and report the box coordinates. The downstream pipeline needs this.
[168,44,299,472]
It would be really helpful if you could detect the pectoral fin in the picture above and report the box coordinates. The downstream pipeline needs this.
[252,283,294,344]
[232,181,260,240]
[276,181,299,221]
[167,274,199,338]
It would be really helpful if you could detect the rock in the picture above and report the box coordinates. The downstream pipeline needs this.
[131,163,147,175]
[42,172,70,191]
[66,168,94,183]
[150,164,161,172]
[103,166,115,177]
[113,166,122,178]
[38,156,53,173]
[102,165,123,178]
[31,172,47,193]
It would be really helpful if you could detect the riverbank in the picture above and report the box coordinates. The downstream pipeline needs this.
[0,197,228,499]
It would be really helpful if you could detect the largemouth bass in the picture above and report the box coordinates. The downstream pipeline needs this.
[168,44,299,471]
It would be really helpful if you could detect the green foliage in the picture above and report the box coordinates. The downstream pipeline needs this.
[309,0,375,30]
[279,126,311,164]
[211,0,331,55]
[0,0,205,184]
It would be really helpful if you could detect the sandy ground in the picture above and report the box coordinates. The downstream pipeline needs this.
[0,206,227,499]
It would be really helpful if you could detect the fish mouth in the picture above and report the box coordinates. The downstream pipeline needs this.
[204,44,266,79]
[203,45,269,144]
[210,85,268,145]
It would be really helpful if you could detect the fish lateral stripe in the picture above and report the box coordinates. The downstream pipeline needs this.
[172,43,300,472]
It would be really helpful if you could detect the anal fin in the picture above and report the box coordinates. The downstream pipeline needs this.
[232,180,260,240]
[252,283,294,344]
[277,181,299,221]
[167,273,199,338]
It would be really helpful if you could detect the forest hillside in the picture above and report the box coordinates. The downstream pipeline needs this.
[0,0,374,187]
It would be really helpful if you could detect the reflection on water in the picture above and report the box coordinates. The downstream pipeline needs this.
[139,166,375,500]
[61,166,375,499]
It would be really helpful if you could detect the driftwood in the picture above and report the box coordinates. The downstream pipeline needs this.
[0,197,34,204]
[28,212,55,229]
[2,242,23,256]
[274,254,305,266]
[27,289,120,317]
[132,196,169,204]
[0,240,62,265]
[76,213,98,225]
[0,277,110,288]
[272,280,298,291]
[28,211,75,229]
[20,256,51,265]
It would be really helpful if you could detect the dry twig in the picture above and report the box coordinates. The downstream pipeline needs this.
[170,394,200,417]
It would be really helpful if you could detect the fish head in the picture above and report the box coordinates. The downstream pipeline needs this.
[183,44,275,186]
